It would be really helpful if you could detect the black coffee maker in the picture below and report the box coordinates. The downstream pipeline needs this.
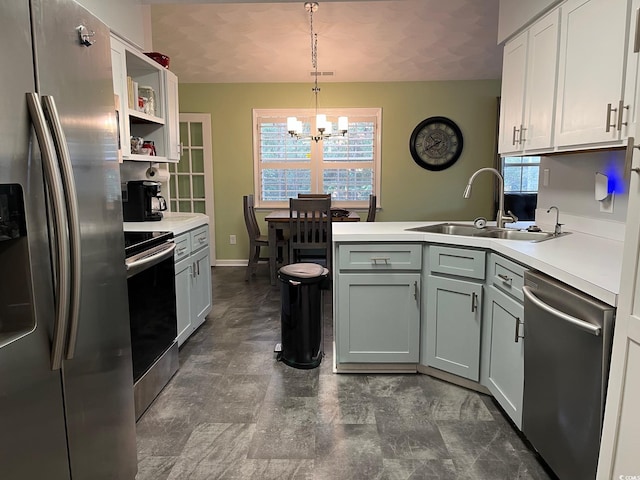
[122,180,166,222]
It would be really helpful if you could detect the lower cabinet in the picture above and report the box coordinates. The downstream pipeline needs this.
[482,285,524,428]
[424,245,486,381]
[174,224,213,346]
[337,273,421,363]
[425,275,483,380]
[335,243,422,364]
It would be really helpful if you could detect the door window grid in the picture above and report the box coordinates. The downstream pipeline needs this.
[170,122,207,213]
[253,108,381,208]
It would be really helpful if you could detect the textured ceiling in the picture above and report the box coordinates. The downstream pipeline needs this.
[148,0,502,84]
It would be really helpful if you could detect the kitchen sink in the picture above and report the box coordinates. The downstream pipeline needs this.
[406,222,569,242]
[406,223,499,236]
[474,229,558,241]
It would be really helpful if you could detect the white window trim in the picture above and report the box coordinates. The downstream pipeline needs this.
[252,107,382,209]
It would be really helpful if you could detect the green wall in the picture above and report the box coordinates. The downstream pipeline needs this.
[178,80,501,261]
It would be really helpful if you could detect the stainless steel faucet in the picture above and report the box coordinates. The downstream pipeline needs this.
[463,167,518,229]
[547,206,563,234]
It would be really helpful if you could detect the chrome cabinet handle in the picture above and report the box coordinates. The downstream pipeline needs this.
[519,124,526,144]
[522,286,601,336]
[471,291,478,313]
[413,281,418,301]
[512,125,519,146]
[371,257,390,265]
[624,137,640,179]
[605,103,618,132]
[42,95,82,361]
[617,99,629,131]
[514,317,524,343]
[27,93,70,371]
[498,273,512,285]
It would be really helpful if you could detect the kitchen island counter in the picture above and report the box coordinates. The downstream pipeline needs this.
[333,221,623,307]
[123,212,209,236]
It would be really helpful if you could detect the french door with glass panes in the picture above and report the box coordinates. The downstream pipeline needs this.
[169,113,215,265]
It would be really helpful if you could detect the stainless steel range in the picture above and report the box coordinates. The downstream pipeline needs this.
[124,231,178,420]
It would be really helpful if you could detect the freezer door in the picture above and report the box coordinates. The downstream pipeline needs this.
[0,2,70,480]
[31,0,137,478]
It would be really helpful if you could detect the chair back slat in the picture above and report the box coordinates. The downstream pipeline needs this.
[366,194,377,222]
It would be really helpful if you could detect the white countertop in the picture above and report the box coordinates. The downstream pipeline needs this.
[332,221,623,307]
[123,212,209,236]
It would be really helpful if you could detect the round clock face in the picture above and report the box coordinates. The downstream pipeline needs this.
[409,116,464,171]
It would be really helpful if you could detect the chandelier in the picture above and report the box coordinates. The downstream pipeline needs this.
[287,2,348,142]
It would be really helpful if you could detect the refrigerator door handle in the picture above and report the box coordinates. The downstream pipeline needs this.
[26,92,71,371]
[41,95,82,360]
[522,286,602,336]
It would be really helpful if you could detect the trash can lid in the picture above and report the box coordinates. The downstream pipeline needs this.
[279,263,329,279]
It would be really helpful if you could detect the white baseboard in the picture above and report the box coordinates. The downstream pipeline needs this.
[214,259,249,267]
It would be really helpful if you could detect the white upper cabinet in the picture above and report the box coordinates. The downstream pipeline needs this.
[499,9,559,155]
[499,31,528,154]
[554,0,630,148]
[110,34,180,163]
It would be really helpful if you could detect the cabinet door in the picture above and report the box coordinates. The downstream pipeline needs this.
[622,0,640,140]
[110,36,130,158]
[337,273,420,363]
[555,0,629,147]
[175,258,193,347]
[164,69,181,162]
[191,248,212,330]
[499,30,528,154]
[523,8,560,151]
[483,286,524,428]
[425,275,482,381]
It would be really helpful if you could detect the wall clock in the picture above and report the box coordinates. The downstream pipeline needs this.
[409,116,464,171]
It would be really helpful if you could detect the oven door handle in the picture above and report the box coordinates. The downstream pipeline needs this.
[126,242,176,278]
[522,286,601,336]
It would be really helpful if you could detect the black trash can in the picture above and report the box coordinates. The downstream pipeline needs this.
[277,263,330,369]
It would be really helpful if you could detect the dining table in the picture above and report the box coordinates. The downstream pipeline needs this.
[264,209,360,285]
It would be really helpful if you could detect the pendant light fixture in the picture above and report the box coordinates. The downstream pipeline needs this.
[287,2,348,142]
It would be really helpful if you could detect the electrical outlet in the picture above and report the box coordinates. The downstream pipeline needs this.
[229,234,237,245]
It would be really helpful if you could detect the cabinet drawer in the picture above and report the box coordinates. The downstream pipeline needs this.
[174,233,191,263]
[429,245,485,280]
[488,254,527,302]
[338,244,422,271]
[190,225,209,253]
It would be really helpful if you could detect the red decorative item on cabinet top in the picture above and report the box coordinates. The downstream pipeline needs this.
[144,52,170,68]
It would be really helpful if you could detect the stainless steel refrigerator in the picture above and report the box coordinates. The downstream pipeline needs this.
[0,1,137,479]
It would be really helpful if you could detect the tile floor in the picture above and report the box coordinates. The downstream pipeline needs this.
[135,266,556,480]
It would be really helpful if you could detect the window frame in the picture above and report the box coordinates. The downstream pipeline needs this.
[252,107,382,209]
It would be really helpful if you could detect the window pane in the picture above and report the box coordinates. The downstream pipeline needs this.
[193,201,206,214]
[190,123,203,147]
[260,122,311,162]
[503,166,523,192]
[323,121,374,162]
[177,154,190,173]
[191,149,204,173]
[170,200,177,211]
[179,122,188,146]
[521,165,540,192]
[177,175,191,198]
[261,168,311,201]
[178,201,191,212]
[192,175,205,198]
[323,169,373,201]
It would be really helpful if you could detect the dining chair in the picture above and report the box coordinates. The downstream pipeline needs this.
[366,194,377,222]
[243,194,286,280]
[288,197,332,269]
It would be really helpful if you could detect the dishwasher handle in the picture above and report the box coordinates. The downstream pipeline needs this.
[522,286,601,336]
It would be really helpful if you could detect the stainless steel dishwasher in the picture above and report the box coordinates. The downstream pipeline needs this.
[522,271,615,480]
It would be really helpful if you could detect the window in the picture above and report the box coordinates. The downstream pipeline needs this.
[253,108,381,208]
[501,156,540,193]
